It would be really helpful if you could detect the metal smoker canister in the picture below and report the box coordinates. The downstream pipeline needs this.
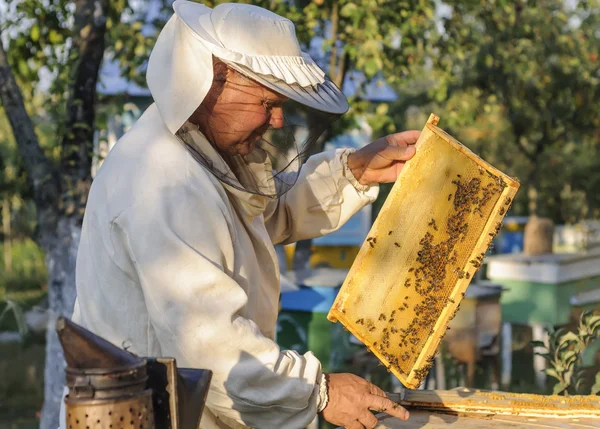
[58,318,155,429]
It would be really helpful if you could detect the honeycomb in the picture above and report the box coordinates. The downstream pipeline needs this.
[327,114,520,388]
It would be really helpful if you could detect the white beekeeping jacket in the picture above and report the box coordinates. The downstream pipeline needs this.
[61,3,379,429]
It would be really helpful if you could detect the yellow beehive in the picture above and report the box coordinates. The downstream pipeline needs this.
[327,114,520,388]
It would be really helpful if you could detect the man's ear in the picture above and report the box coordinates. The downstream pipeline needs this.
[212,56,229,83]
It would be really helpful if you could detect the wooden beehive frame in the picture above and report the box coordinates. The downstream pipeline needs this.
[328,114,520,388]
[387,389,600,419]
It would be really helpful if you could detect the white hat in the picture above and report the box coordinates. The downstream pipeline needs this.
[147,1,348,134]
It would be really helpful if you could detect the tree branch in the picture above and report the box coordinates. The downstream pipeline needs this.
[328,0,339,82]
[335,51,349,89]
[0,35,59,224]
[59,0,109,219]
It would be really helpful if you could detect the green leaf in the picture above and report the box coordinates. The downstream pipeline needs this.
[557,340,572,352]
[339,3,357,18]
[553,381,568,395]
[562,350,579,368]
[80,24,91,39]
[0,300,28,339]
[575,376,586,393]
[581,310,593,320]
[564,368,573,385]
[17,59,28,76]
[588,315,600,330]
[48,29,63,44]
[545,368,560,380]
[591,372,600,395]
[534,352,552,361]
[134,44,145,57]
[73,122,91,130]
[554,362,564,372]
[530,341,546,348]
[363,59,379,78]
[559,331,579,346]
[375,103,389,116]
[31,24,40,42]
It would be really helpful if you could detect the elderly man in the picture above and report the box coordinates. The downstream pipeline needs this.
[66,1,419,428]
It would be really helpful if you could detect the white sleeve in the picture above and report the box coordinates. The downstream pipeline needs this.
[114,180,322,428]
[264,148,379,245]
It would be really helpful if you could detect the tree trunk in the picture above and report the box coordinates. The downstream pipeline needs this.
[2,1,108,427]
[2,198,12,273]
[39,217,81,429]
[40,0,108,426]
[0,36,60,233]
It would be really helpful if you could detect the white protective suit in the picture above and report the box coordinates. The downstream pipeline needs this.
[62,3,379,429]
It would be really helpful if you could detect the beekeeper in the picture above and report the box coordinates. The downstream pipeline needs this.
[66,1,419,428]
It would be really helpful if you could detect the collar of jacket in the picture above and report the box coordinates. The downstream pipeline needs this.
[178,122,271,218]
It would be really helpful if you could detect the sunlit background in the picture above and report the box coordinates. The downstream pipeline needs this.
[0,0,599,428]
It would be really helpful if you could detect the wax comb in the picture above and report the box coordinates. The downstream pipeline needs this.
[327,114,520,388]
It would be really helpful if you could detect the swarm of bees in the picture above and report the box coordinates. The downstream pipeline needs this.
[427,218,439,231]
[361,167,509,385]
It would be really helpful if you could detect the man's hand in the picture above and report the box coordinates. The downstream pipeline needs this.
[320,373,410,429]
[347,130,420,185]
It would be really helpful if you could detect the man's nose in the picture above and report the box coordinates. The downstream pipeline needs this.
[269,106,284,129]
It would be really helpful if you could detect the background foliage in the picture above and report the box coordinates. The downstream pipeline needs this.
[0,0,599,427]
[533,310,600,395]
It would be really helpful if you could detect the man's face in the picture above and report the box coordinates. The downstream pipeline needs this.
[199,68,288,157]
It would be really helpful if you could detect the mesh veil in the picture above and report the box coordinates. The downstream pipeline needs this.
[175,63,342,198]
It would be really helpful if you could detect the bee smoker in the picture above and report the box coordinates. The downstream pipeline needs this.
[57,317,212,429]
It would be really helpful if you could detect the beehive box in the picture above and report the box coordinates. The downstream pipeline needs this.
[327,114,520,388]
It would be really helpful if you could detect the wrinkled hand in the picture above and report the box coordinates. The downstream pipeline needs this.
[347,130,420,185]
[320,373,410,429]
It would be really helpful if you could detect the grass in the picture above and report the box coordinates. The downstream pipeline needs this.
[0,288,47,332]
[0,342,45,428]
[0,239,48,428]
[0,287,46,429]
[0,420,39,429]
